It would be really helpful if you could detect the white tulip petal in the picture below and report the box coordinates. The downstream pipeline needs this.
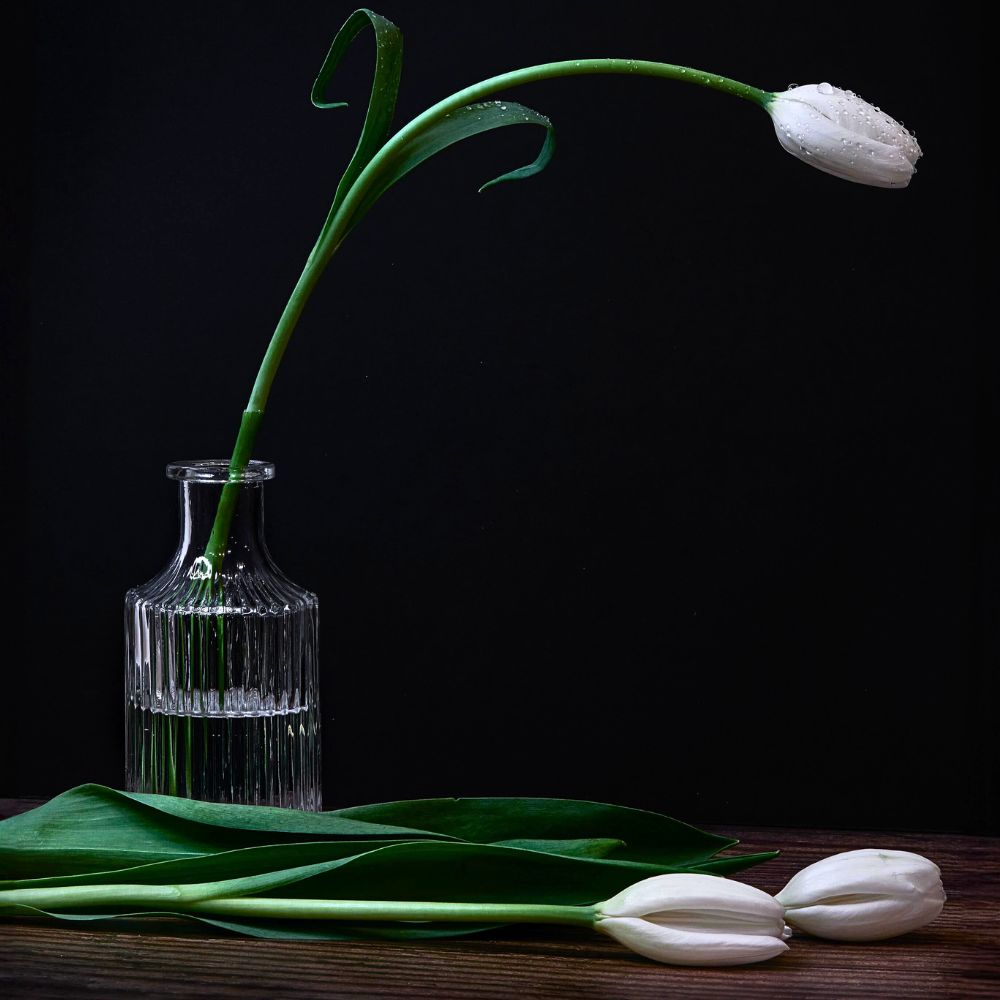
[776,849,945,941]
[599,916,790,966]
[596,874,789,965]
[642,907,786,937]
[783,894,945,941]
[777,850,942,904]
[767,83,921,188]
[603,872,783,922]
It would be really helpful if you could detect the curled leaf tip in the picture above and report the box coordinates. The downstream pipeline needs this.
[476,115,556,193]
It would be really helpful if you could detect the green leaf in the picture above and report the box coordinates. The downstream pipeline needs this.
[310,8,404,244]
[337,100,555,235]
[330,797,735,867]
[0,839,635,893]
[0,784,451,880]
[1,841,667,906]
[0,786,776,887]
[258,841,685,903]
[172,914,503,941]
[1,837,775,898]
[120,787,439,838]
[1,902,502,942]
[489,838,625,859]
[0,841,438,891]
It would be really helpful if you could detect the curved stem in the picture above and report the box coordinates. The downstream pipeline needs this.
[204,58,771,566]
[325,59,770,260]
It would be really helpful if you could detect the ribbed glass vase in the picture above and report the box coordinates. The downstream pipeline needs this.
[125,460,321,809]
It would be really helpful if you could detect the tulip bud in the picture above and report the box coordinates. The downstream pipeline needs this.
[776,849,945,941]
[595,873,790,966]
[766,82,922,188]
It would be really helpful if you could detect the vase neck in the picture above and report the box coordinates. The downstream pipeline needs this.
[175,480,269,570]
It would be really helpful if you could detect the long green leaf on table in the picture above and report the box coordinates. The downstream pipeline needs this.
[1,903,501,942]
[0,787,627,880]
[0,785,453,878]
[0,785,775,881]
[1,837,778,896]
[0,838,626,891]
[230,841,757,904]
[330,797,736,866]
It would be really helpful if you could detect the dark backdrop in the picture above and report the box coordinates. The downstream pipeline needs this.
[3,1,993,832]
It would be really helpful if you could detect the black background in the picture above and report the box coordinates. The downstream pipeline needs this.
[3,2,993,832]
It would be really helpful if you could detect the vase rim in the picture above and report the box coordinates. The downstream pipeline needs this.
[166,459,275,483]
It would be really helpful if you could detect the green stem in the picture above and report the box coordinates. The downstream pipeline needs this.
[204,57,771,561]
[216,593,226,712]
[184,716,192,797]
[202,409,264,572]
[0,884,596,928]
[0,884,197,910]
[186,897,597,926]
[327,58,770,259]
[166,715,177,797]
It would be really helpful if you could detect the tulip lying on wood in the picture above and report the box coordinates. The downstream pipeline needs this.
[0,857,946,965]
[0,787,947,966]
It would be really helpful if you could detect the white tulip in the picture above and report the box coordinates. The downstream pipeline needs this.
[766,82,922,188]
[776,849,945,941]
[595,873,790,966]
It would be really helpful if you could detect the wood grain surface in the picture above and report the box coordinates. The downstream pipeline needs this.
[1,799,997,999]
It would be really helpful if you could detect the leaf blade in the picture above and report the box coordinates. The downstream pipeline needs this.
[331,796,737,866]
[0,902,503,942]
[0,787,774,887]
[0,785,455,880]
[339,101,555,234]
[310,8,403,244]
[489,838,625,860]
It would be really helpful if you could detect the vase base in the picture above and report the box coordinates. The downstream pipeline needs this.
[125,701,322,810]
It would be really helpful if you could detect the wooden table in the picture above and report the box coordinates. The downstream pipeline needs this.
[1,799,997,998]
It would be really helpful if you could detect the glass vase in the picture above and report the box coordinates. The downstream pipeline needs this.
[125,460,321,808]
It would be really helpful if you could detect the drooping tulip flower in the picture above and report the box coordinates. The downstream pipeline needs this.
[776,849,946,941]
[766,82,922,188]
